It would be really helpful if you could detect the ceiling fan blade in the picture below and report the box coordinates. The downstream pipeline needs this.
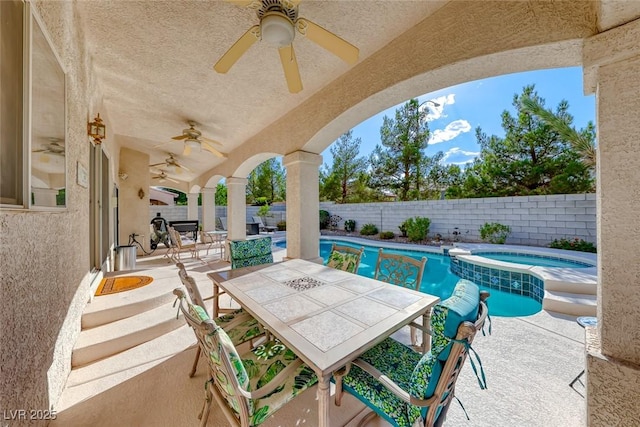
[183,144,191,156]
[149,162,166,168]
[171,134,188,141]
[201,141,228,158]
[167,177,180,184]
[32,149,47,153]
[200,136,223,146]
[296,18,359,65]
[278,44,303,93]
[175,162,191,173]
[214,25,260,74]
[225,0,261,7]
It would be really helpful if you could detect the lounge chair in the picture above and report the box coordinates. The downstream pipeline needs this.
[252,216,277,233]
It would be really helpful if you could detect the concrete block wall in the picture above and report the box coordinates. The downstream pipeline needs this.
[149,205,286,228]
[320,193,596,247]
[147,194,595,247]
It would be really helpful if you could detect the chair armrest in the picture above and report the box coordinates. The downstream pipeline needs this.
[237,358,305,400]
[351,358,437,408]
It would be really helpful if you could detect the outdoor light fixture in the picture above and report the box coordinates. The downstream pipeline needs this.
[88,113,106,144]
[261,12,295,47]
[186,138,201,152]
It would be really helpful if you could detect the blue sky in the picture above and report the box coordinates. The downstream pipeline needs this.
[321,66,595,167]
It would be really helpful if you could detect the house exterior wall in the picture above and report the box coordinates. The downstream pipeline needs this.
[320,194,597,247]
[0,0,111,416]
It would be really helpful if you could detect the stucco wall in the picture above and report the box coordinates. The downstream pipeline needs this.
[320,194,596,247]
[118,148,151,252]
[0,1,104,417]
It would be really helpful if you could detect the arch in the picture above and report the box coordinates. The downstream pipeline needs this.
[203,174,225,189]
[233,152,282,178]
[204,0,595,179]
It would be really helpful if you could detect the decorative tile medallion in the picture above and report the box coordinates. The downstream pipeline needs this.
[283,276,327,291]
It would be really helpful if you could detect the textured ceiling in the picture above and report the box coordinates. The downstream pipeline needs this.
[75,0,444,184]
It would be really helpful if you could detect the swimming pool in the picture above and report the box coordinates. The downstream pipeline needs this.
[474,252,592,268]
[275,239,542,317]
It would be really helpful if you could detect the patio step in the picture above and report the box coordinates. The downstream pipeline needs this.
[71,300,185,368]
[56,325,195,413]
[543,290,597,317]
[538,267,597,295]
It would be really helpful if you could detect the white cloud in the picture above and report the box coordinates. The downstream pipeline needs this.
[428,119,472,145]
[441,147,479,165]
[422,94,455,122]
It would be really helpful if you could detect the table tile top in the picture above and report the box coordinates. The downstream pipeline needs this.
[264,294,324,323]
[334,276,384,294]
[334,297,399,326]
[368,287,423,309]
[304,285,356,306]
[244,282,297,303]
[291,311,365,352]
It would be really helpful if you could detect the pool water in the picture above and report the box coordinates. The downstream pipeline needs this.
[475,252,592,268]
[276,240,542,317]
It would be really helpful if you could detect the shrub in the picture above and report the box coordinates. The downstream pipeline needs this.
[360,223,379,236]
[277,221,286,231]
[379,231,395,240]
[254,196,269,206]
[319,210,330,229]
[329,214,342,230]
[549,237,596,253]
[398,220,409,237]
[257,204,270,217]
[405,216,431,242]
[479,222,511,244]
[344,219,356,232]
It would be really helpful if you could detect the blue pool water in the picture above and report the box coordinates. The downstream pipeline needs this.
[275,240,542,317]
[475,252,592,268]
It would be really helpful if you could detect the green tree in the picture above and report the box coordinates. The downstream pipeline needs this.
[247,158,286,204]
[453,85,594,197]
[215,183,227,206]
[323,130,368,203]
[369,99,430,200]
[319,167,341,202]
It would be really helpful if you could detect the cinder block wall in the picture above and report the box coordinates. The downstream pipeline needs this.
[320,193,596,246]
[149,194,595,246]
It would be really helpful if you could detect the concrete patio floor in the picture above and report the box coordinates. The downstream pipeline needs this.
[53,239,587,426]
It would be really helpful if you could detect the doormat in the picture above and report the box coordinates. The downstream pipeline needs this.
[95,276,154,296]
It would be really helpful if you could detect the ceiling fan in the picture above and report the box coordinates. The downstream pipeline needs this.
[32,138,65,156]
[149,154,190,174]
[169,121,226,158]
[215,0,359,93]
[151,170,180,184]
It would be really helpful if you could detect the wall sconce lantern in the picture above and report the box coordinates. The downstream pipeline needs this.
[88,113,106,144]
[138,188,145,199]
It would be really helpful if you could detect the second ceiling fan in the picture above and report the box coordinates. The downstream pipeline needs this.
[170,121,227,158]
[215,0,359,93]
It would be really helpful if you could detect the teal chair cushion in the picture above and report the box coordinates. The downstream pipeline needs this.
[230,237,273,269]
[341,279,481,427]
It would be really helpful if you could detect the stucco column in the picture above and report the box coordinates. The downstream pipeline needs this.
[226,177,247,241]
[201,187,216,232]
[283,151,322,261]
[187,193,198,221]
[583,18,640,425]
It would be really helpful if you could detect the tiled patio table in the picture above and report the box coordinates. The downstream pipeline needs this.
[208,258,440,427]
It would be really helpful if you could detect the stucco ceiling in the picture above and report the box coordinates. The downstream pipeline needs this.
[76,0,445,185]
[75,0,640,188]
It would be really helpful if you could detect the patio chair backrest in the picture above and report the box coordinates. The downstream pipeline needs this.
[374,248,427,290]
[218,217,228,231]
[326,243,364,274]
[176,262,206,308]
[229,236,273,269]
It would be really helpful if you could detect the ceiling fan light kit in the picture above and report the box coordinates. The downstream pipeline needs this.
[186,138,201,151]
[261,12,294,47]
[215,0,359,93]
